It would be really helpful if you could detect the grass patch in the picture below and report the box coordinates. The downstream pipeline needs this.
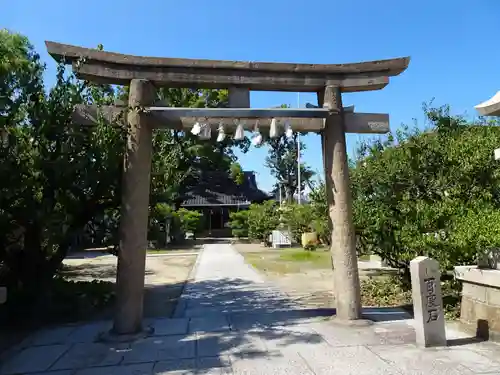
[246,253,300,274]
[146,239,203,254]
[147,246,201,254]
[147,249,181,254]
[243,248,332,274]
[280,250,330,263]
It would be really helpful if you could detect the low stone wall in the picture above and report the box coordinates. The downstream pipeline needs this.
[369,254,389,267]
[455,266,500,341]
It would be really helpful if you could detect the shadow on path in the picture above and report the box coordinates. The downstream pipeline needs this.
[3,243,498,375]
[0,276,420,374]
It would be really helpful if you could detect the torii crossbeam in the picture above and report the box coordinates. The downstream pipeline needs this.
[46,41,409,337]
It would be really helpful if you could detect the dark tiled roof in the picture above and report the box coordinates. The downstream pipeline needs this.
[180,171,271,207]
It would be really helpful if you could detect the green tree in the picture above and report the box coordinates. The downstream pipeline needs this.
[177,208,203,238]
[266,132,314,202]
[351,103,500,287]
[228,210,249,238]
[307,180,331,245]
[0,29,124,295]
[230,162,245,185]
[280,203,315,244]
[0,30,250,303]
[263,104,314,202]
[247,201,280,243]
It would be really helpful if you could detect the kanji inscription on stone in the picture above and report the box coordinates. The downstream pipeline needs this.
[410,256,446,347]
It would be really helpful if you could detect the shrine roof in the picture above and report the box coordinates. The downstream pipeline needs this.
[180,171,271,207]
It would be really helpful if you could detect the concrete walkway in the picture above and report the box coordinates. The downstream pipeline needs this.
[2,244,500,374]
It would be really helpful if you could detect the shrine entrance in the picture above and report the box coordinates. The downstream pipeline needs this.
[46,41,409,336]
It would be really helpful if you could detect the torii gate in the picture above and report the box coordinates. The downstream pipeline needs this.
[46,41,409,336]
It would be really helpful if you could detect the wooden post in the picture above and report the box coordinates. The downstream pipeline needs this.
[321,86,362,320]
[228,87,250,108]
[113,79,155,335]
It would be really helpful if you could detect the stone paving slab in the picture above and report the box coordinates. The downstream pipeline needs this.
[24,326,77,347]
[74,363,154,375]
[230,354,314,375]
[197,332,268,359]
[189,315,231,333]
[300,345,403,375]
[369,344,486,375]
[148,317,189,336]
[121,334,196,364]
[0,344,69,375]
[50,342,126,370]
[153,357,232,375]
[229,309,332,331]
[306,320,417,347]
[250,325,330,352]
[65,321,113,343]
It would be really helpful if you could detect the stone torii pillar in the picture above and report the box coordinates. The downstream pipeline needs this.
[320,86,362,320]
[114,79,156,335]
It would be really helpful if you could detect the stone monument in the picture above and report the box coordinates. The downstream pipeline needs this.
[410,256,446,347]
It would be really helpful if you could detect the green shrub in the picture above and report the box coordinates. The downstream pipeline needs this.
[306,182,330,245]
[448,207,500,268]
[148,203,181,246]
[360,277,461,320]
[228,210,249,237]
[280,203,315,244]
[360,278,412,307]
[0,278,115,325]
[177,208,203,238]
[247,201,280,244]
[49,278,115,316]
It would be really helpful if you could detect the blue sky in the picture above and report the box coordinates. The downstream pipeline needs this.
[2,0,500,192]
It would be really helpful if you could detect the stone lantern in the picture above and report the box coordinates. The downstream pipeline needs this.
[475,91,500,117]
[452,92,500,341]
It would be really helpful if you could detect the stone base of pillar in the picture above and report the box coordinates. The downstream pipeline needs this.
[328,316,374,327]
[98,325,154,343]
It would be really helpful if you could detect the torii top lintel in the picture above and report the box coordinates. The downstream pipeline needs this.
[45,41,410,93]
